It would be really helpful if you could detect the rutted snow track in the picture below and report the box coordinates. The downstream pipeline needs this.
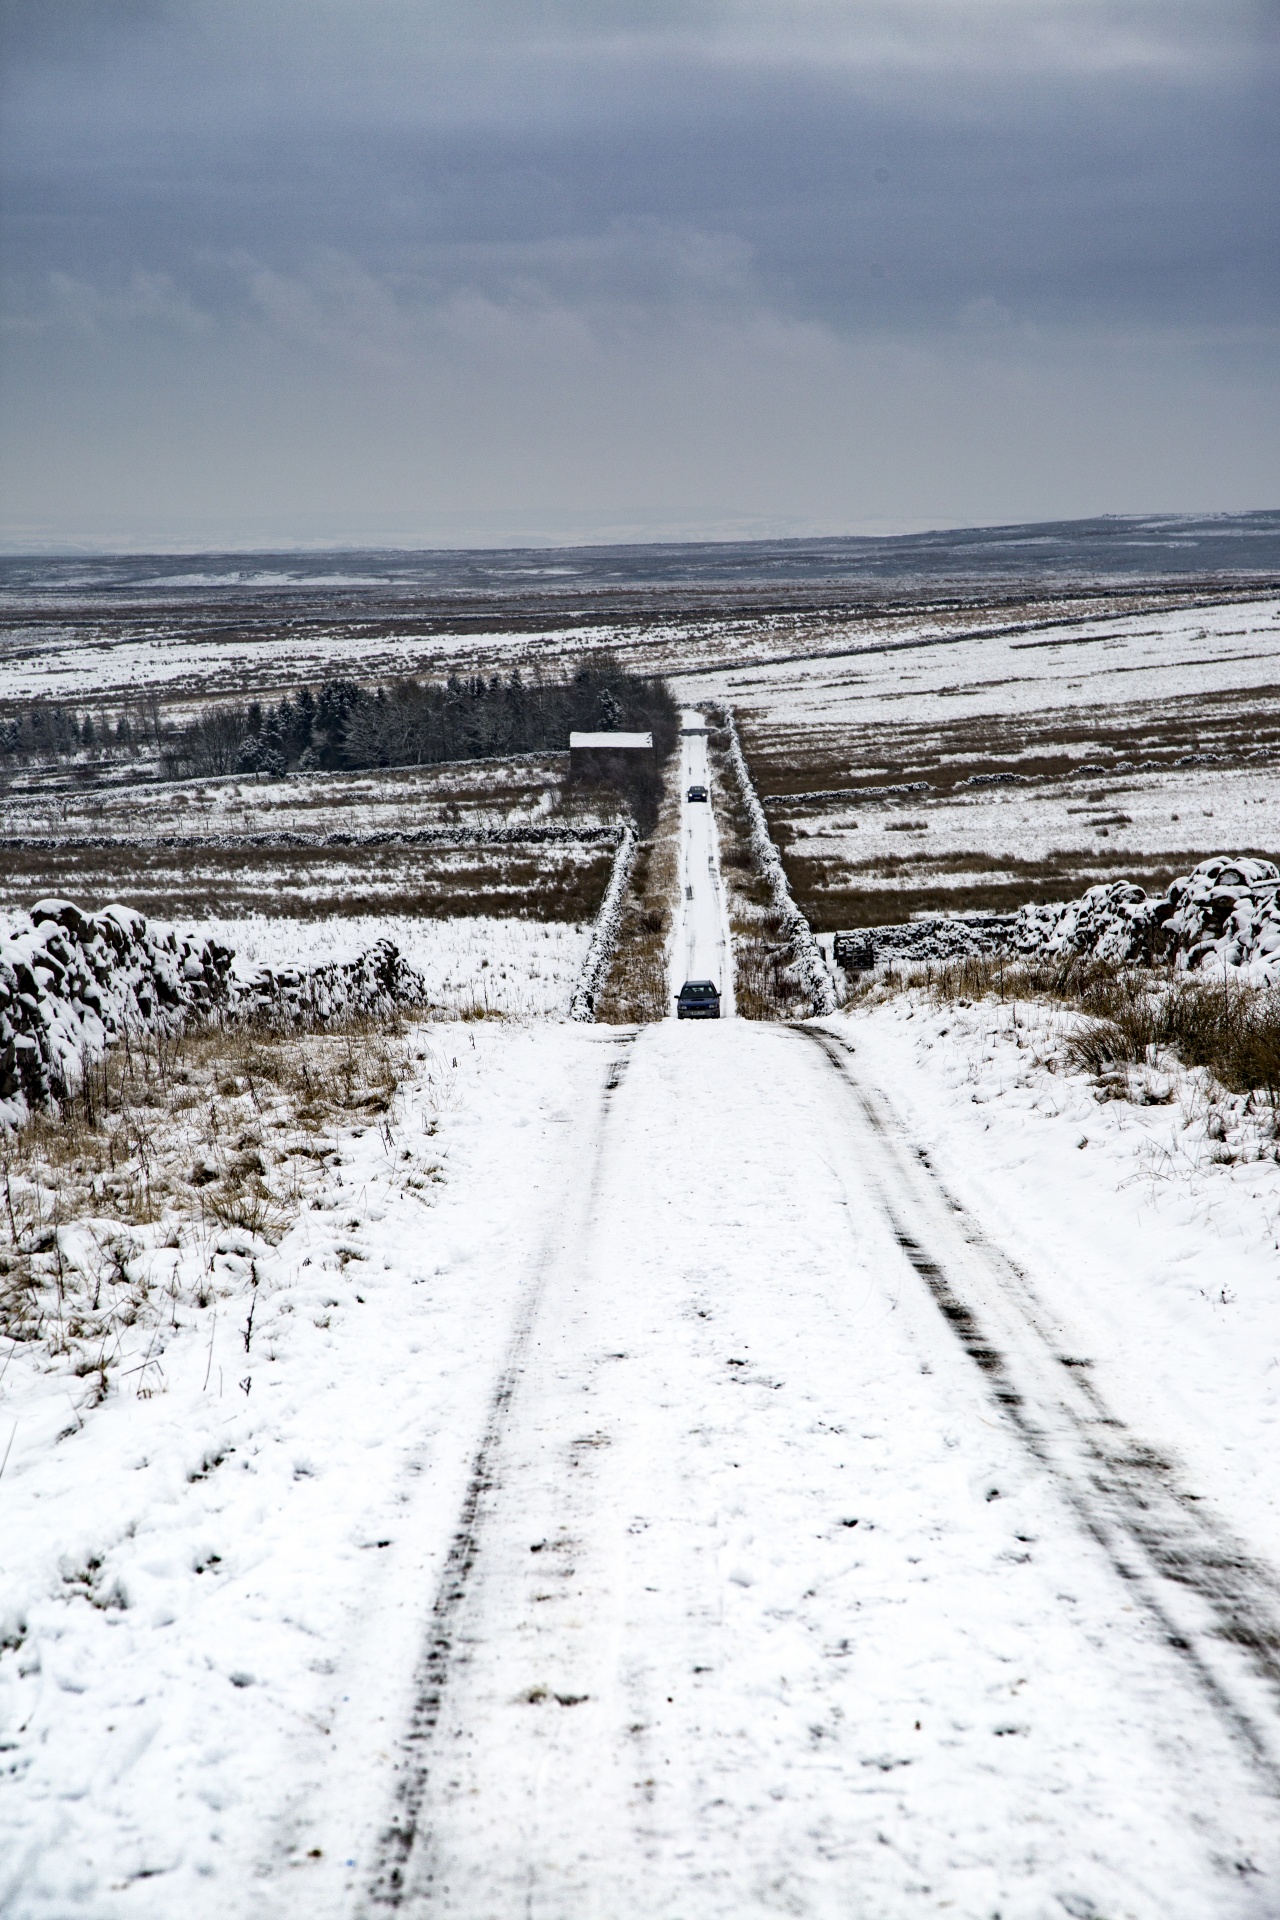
[11,748,1280,1915]
[805,1023,1280,1793]
[304,1016,1280,1920]
[362,1034,638,1907]
[671,710,733,1011]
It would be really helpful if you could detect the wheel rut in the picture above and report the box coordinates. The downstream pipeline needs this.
[362,1034,637,1911]
[803,1021,1280,1792]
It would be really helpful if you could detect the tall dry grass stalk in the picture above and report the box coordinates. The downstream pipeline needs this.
[0,1007,421,1361]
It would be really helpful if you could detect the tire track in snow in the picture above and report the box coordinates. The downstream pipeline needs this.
[803,1022,1280,1794]
[362,1034,636,1911]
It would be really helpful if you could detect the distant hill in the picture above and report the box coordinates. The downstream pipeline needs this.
[2,511,1279,606]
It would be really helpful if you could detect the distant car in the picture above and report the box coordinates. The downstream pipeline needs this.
[676,979,721,1019]
[686,784,708,803]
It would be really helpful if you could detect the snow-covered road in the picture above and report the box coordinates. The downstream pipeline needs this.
[330,1020,1278,1920]
[9,1024,1280,1915]
[670,711,732,1011]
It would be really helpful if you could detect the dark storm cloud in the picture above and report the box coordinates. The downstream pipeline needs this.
[1,2,1276,546]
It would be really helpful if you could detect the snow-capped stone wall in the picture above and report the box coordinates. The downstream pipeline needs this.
[570,821,639,1021]
[1014,856,1280,978]
[0,900,234,1116]
[0,901,430,1123]
[724,710,837,1017]
[236,938,427,1025]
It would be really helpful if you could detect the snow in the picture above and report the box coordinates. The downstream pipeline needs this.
[7,690,1280,1913]
[678,594,1280,919]
[0,1025,611,1914]
[684,596,1280,737]
[841,990,1280,1558]
[179,914,592,1019]
[776,762,1280,912]
[6,1004,1280,1910]
[670,711,733,1004]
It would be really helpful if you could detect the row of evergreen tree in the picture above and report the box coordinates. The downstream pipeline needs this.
[0,704,152,758]
[3,660,677,819]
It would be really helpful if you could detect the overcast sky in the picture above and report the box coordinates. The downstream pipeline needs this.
[1,0,1276,550]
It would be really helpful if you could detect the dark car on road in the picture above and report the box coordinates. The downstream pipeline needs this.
[676,979,721,1019]
[686,784,708,802]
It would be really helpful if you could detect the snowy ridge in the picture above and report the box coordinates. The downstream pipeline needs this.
[1014,855,1280,978]
[724,709,837,1016]
[0,902,233,1121]
[569,821,639,1020]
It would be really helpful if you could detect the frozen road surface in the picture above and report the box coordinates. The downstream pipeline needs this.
[7,730,1280,1919]
[671,710,732,1011]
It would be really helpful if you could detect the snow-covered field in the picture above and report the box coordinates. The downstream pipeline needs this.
[693,595,1280,742]
[682,593,1280,924]
[7,591,1280,1915]
[196,913,591,1019]
[0,756,602,843]
[0,616,587,710]
[0,754,619,928]
[791,759,1279,904]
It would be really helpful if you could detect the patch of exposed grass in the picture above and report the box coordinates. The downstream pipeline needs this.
[706,721,812,1021]
[855,950,1280,1102]
[594,780,679,1023]
[0,1008,421,1355]
[0,843,615,923]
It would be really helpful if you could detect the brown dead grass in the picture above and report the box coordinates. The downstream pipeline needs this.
[594,781,679,1023]
[854,950,1280,1103]
[0,1008,426,1355]
[0,843,615,923]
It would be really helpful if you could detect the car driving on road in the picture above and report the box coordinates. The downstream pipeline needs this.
[686,784,708,802]
[676,979,721,1019]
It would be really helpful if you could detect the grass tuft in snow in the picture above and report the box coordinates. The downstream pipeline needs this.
[854,951,1280,1105]
[0,1007,433,1375]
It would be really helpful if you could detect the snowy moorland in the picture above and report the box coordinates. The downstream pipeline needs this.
[685,592,1280,925]
[0,752,619,928]
[0,755,600,842]
[6,585,1280,1912]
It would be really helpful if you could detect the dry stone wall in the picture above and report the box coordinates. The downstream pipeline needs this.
[1013,857,1280,977]
[0,900,427,1123]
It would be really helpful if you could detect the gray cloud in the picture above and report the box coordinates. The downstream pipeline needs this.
[1,0,1276,547]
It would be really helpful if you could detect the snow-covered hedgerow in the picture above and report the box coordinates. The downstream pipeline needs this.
[1014,856,1280,978]
[0,901,233,1121]
[724,711,837,1016]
